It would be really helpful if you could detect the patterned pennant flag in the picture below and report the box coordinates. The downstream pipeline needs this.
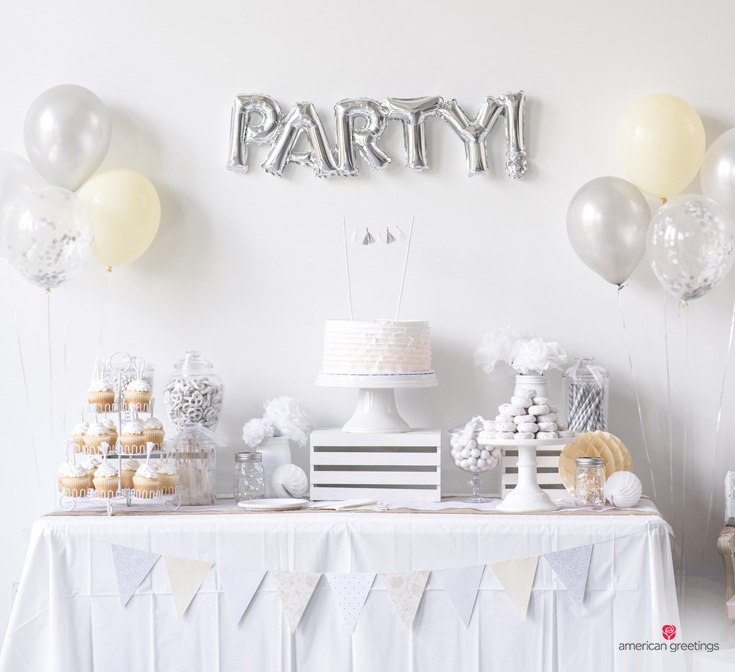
[433,565,485,628]
[110,544,160,607]
[272,571,321,633]
[488,556,539,620]
[325,573,376,631]
[381,571,430,630]
[218,567,266,626]
[543,544,593,607]
[164,556,214,618]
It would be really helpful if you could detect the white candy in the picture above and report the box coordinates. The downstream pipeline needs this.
[513,414,535,424]
[496,432,515,439]
[496,414,513,423]
[484,420,496,432]
[517,422,539,433]
[467,439,477,450]
[495,422,516,432]
[164,375,224,429]
[454,458,462,466]
[537,413,558,423]
[528,405,550,416]
[460,459,469,468]
[470,448,481,458]
[532,397,550,405]
[477,458,486,468]
[536,431,559,439]
[538,422,558,432]
[477,430,497,445]
[468,456,478,466]
[480,450,490,460]
[511,396,532,408]
[516,389,536,398]
[461,448,471,458]
[556,419,568,431]
[515,432,535,440]
[450,435,462,449]
[558,430,576,438]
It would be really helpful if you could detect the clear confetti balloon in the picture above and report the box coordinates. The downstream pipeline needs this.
[1,186,94,290]
[647,195,735,303]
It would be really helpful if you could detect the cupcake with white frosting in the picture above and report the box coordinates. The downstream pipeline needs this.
[57,461,74,491]
[101,418,118,448]
[121,419,146,455]
[61,463,91,497]
[88,378,115,413]
[143,418,165,449]
[156,460,178,494]
[80,454,102,479]
[69,422,89,453]
[93,462,120,498]
[132,463,159,498]
[84,422,112,455]
[120,458,140,489]
[125,379,151,412]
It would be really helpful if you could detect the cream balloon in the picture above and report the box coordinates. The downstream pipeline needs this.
[617,94,705,199]
[77,169,160,268]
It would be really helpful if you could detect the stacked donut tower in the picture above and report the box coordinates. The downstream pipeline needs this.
[478,388,576,444]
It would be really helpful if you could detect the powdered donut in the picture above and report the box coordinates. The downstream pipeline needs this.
[528,405,550,416]
[495,432,515,439]
[558,430,576,439]
[499,404,525,416]
[495,414,513,423]
[538,422,558,432]
[532,397,550,406]
[536,431,559,439]
[510,396,532,408]
[517,422,539,433]
[537,413,558,423]
[484,420,496,432]
[513,414,536,424]
[556,419,568,431]
[514,432,535,440]
[495,422,516,433]
[477,430,497,445]
[516,389,536,399]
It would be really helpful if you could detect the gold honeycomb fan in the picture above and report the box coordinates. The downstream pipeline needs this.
[559,431,633,494]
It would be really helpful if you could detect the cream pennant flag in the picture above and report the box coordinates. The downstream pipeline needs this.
[325,572,376,632]
[218,567,266,626]
[433,565,485,628]
[489,556,539,620]
[381,571,430,630]
[111,544,160,607]
[164,556,214,618]
[272,571,321,633]
[543,544,593,607]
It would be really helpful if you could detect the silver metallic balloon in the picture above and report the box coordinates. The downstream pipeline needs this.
[0,152,47,257]
[227,94,282,173]
[23,85,111,192]
[1,186,94,290]
[647,195,735,302]
[262,102,337,178]
[334,98,391,175]
[500,92,527,179]
[700,128,735,217]
[383,96,443,171]
[438,98,503,176]
[567,176,651,285]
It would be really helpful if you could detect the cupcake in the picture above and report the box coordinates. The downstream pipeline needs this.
[101,418,118,448]
[61,463,91,497]
[144,418,165,449]
[57,461,73,491]
[70,422,88,453]
[88,379,115,413]
[93,463,120,498]
[132,463,159,498]
[80,454,102,479]
[120,458,140,489]
[156,460,179,494]
[121,419,147,454]
[84,422,112,454]
[125,379,151,412]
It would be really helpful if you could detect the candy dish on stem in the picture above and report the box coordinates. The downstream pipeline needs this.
[449,422,502,503]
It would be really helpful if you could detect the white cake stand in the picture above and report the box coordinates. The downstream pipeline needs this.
[488,436,576,513]
[315,371,438,433]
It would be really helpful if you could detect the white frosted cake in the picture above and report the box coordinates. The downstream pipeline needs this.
[321,319,432,374]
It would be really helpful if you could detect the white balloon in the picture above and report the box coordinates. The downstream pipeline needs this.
[0,152,47,257]
[701,128,735,217]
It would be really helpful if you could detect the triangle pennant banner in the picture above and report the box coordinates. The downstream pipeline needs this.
[325,572,376,631]
[164,556,214,618]
[272,571,321,633]
[433,565,485,628]
[543,544,593,607]
[110,544,161,607]
[381,571,430,630]
[489,556,539,620]
[218,567,267,626]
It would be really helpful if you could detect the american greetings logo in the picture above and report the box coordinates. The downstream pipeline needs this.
[662,625,676,640]
[619,624,718,653]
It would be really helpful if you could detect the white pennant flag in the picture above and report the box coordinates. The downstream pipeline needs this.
[218,567,266,626]
[164,556,213,618]
[381,571,430,630]
[489,556,539,620]
[543,544,593,607]
[272,571,321,633]
[111,544,160,607]
[325,572,376,631]
[433,565,485,628]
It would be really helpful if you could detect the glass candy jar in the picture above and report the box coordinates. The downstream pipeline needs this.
[563,358,609,432]
[574,457,606,508]
[233,452,265,502]
[164,351,224,430]
[168,424,217,505]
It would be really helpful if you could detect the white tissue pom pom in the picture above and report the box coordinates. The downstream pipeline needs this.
[263,397,315,448]
[510,337,568,375]
[242,417,274,447]
[272,463,309,498]
[475,326,532,375]
[605,471,642,508]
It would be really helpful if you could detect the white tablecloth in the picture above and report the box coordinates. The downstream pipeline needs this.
[0,502,682,672]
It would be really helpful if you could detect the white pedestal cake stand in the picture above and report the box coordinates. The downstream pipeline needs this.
[315,371,438,433]
[490,436,576,513]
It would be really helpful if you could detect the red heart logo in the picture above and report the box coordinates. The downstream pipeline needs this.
[662,625,676,640]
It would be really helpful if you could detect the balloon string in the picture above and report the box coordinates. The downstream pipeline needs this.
[95,269,114,363]
[663,292,674,522]
[10,274,41,498]
[617,287,657,501]
[47,292,54,453]
[62,284,68,438]
[679,307,691,599]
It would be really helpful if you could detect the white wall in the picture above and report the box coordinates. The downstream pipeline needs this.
[0,0,733,642]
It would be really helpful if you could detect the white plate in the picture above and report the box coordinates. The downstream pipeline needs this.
[238,498,308,511]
